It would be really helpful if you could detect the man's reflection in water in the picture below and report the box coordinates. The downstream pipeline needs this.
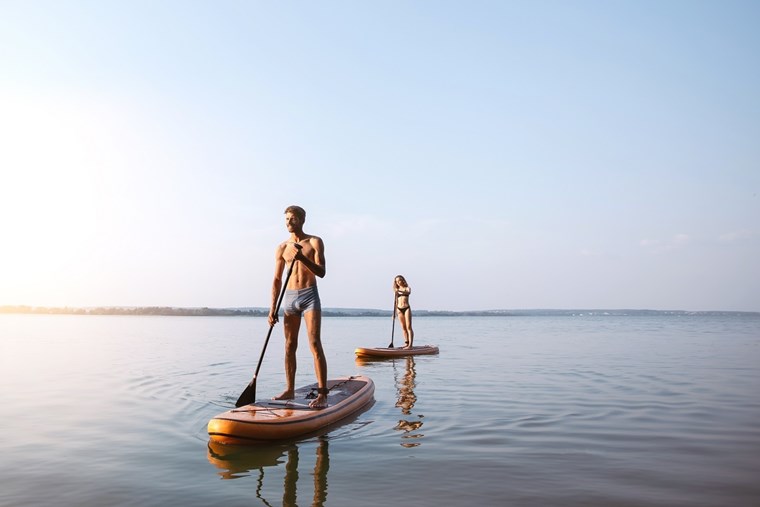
[393,356,424,447]
[207,436,330,506]
[282,446,299,506]
[312,436,329,505]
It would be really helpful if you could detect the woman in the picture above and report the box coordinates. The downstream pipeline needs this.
[393,275,414,349]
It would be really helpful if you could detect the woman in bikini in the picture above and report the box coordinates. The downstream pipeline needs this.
[393,275,414,349]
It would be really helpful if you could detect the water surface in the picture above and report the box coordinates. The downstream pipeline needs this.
[1,314,759,506]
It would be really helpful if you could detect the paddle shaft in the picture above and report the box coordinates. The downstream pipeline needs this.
[235,258,297,407]
[388,292,397,348]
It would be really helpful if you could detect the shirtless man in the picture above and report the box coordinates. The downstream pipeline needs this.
[270,205,328,409]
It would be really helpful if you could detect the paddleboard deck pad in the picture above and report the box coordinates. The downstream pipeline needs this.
[208,375,374,445]
[354,345,439,358]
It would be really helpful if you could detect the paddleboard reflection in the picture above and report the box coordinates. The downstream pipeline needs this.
[207,438,330,505]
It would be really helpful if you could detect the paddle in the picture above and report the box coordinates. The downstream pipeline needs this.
[388,293,397,348]
[235,257,297,407]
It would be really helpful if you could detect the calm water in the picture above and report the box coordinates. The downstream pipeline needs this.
[1,314,759,507]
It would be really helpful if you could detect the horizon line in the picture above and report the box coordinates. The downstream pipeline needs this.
[1,305,758,316]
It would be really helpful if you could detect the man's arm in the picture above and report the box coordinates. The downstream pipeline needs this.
[295,237,326,278]
[269,248,286,324]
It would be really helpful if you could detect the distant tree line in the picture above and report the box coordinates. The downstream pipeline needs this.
[1,305,756,317]
[0,306,268,317]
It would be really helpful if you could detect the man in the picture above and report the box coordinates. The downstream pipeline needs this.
[270,205,328,408]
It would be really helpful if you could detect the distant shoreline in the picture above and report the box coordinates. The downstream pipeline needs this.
[1,305,758,317]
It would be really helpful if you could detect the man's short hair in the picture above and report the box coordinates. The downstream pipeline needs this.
[285,205,306,222]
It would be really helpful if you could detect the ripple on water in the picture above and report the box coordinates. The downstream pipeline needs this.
[3,314,760,507]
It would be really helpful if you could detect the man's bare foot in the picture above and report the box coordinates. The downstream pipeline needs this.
[309,394,328,409]
[272,390,294,400]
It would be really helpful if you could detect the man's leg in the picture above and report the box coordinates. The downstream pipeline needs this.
[304,309,328,408]
[273,313,300,400]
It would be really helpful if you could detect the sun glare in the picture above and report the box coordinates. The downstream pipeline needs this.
[1,94,106,305]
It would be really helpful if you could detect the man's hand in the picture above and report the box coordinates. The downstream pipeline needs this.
[285,242,303,263]
[268,309,279,326]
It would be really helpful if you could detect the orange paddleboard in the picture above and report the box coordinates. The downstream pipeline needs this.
[354,345,439,358]
[208,375,374,445]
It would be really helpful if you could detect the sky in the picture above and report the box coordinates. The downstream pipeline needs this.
[1,1,758,312]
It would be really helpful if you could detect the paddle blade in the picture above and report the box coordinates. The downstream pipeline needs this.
[235,380,256,407]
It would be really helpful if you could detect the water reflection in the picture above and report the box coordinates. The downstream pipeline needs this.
[393,356,424,447]
[355,355,426,447]
[207,438,329,506]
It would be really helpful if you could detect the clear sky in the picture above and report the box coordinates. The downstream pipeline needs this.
[1,1,758,312]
